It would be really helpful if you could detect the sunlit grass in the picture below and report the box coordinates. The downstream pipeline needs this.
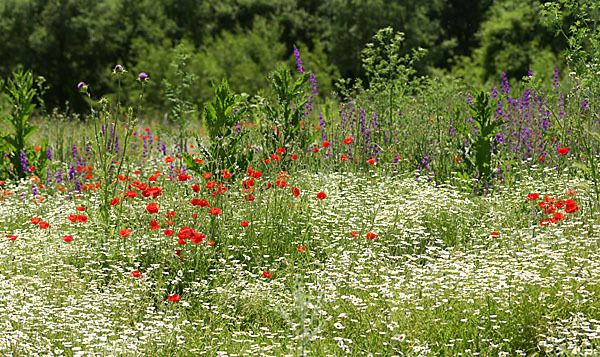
[1,159,599,355]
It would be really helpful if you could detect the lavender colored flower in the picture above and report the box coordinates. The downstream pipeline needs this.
[77,82,86,90]
[501,72,510,95]
[20,152,29,173]
[293,47,304,74]
[310,73,319,96]
[68,165,76,181]
[86,138,91,158]
[138,72,148,80]
[46,148,52,161]
[114,64,123,72]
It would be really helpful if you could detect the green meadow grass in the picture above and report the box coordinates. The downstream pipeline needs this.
[1,160,599,356]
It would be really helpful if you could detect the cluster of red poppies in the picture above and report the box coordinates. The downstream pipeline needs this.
[527,191,580,226]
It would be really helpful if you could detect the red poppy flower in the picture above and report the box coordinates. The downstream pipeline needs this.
[126,191,139,198]
[67,215,78,222]
[291,154,297,160]
[6,235,17,241]
[276,179,288,188]
[142,186,163,198]
[526,193,539,201]
[543,206,556,214]
[221,170,232,179]
[340,155,348,161]
[178,227,195,240]
[291,187,300,197]
[110,197,120,205]
[30,217,41,225]
[316,192,326,200]
[177,173,190,181]
[490,232,499,238]
[209,208,222,215]
[367,158,375,165]
[241,221,249,227]
[539,155,545,162]
[168,294,181,302]
[150,220,161,230]
[350,231,358,237]
[263,271,273,278]
[177,238,186,245]
[206,181,216,190]
[191,232,206,244]
[63,235,74,242]
[313,147,319,153]
[455,156,460,163]
[566,189,576,197]
[343,137,353,144]
[277,147,286,154]
[565,200,580,213]
[207,240,215,246]
[77,215,88,223]
[323,141,330,147]
[39,221,49,229]
[146,203,159,214]
[552,212,565,222]
[557,147,569,155]
[297,246,307,252]
[540,218,552,226]
[165,156,174,163]
[130,270,144,278]
[366,232,378,240]
[76,206,85,212]
[120,229,132,238]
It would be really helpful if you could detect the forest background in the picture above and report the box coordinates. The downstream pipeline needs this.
[0,0,571,115]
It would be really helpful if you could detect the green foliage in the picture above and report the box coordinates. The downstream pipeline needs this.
[319,0,444,79]
[264,67,311,151]
[453,0,564,84]
[163,43,197,149]
[541,0,600,211]
[457,89,501,186]
[361,27,426,90]
[0,70,40,179]
[197,78,252,174]
[82,68,141,237]
[361,27,427,130]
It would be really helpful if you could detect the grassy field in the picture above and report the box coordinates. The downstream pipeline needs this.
[1,156,599,355]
